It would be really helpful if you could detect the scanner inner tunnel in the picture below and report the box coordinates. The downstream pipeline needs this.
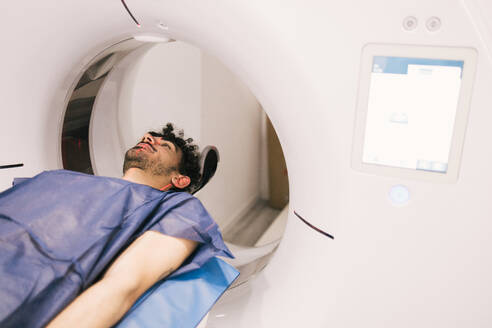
[61,38,289,286]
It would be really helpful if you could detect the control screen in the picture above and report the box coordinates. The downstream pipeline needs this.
[362,56,464,173]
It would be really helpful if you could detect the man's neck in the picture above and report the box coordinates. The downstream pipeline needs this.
[122,168,171,191]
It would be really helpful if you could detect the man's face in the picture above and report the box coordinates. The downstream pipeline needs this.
[123,133,182,176]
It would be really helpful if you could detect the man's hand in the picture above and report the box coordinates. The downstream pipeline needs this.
[47,231,197,328]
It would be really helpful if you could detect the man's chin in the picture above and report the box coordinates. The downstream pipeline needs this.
[123,157,149,173]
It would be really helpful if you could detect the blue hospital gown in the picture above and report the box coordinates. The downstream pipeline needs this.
[0,170,232,328]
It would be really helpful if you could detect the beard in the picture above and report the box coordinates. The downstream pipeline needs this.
[123,148,176,176]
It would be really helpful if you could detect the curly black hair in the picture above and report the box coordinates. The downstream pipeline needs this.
[149,123,201,193]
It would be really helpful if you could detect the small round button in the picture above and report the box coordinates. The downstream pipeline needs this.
[403,16,418,31]
[389,185,410,206]
[426,16,441,32]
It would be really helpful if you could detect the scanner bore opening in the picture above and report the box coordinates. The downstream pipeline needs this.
[61,38,289,287]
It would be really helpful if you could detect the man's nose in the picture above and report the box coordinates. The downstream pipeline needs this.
[142,134,155,144]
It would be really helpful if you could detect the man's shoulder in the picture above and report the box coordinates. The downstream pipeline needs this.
[35,170,132,186]
[12,169,82,187]
[14,170,142,196]
[160,191,201,207]
[20,169,95,181]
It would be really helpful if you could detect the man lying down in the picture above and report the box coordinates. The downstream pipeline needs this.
[0,123,233,328]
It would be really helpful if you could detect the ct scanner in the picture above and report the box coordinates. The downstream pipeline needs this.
[2,0,492,327]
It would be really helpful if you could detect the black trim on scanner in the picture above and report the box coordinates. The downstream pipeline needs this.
[0,163,24,169]
[120,0,141,26]
[294,211,334,240]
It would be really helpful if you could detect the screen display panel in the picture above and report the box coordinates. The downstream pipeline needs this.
[362,56,464,173]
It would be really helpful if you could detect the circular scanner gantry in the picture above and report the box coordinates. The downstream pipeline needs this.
[3,0,492,327]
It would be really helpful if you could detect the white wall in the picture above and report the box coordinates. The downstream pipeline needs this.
[118,41,202,148]
[197,52,263,228]
[116,41,263,228]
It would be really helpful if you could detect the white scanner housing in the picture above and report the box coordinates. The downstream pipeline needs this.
[1,0,492,327]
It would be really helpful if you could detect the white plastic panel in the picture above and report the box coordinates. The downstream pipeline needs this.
[1,0,492,327]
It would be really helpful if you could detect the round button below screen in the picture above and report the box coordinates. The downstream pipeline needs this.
[402,16,418,31]
[389,185,410,205]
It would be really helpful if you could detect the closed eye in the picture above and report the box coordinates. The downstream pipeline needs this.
[159,140,177,153]
[160,142,173,151]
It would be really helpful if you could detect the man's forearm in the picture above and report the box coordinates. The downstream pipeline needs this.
[46,232,197,327]
[47,277,138,328]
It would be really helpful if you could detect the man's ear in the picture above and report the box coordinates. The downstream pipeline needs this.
[171,175,191,189]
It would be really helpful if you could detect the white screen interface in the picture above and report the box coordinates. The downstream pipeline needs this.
[362,56,464,173]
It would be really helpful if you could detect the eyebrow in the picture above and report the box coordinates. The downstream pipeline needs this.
[161,140,178,153]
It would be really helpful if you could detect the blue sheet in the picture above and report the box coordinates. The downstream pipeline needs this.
[115,256,239,328]
[0,170,233,327]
